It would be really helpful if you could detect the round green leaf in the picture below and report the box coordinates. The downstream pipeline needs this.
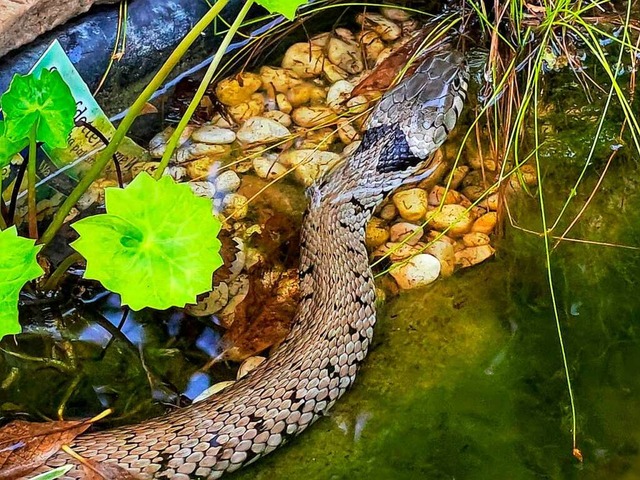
[0,120,27,169]
[1,69,76,148]
[256,0,308,20]
[0,226,44,338]
[71,172,224,311]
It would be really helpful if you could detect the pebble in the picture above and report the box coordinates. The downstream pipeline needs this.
[191,125,236,144]
[291,106,338,128]
[365,217,389,249]
[263,110,292,127]
[189,181,216,199]
[455,245,495,268]
[379,203,397,220]
[223,193,249,220]
[428,186,462,206]
[252,156,288,180]
[390,254,441,289]
[425,239,456,277]
[228,94,265,123]
[356,12,402,41]
[327,35,364,74]
[327,80,354,109]
[260,66,302,93]
[389,222,423,245]
[357,30,385,62]
[448,165,469,189]
[472,212,497,234]
[236,116,291,144]
[392,188,428,222]
[462,232,491,247]
[428,204,474,237]
[215,72,262,106]
[281,43,325,78]
[214,171,241,194]
[237,356,266,379]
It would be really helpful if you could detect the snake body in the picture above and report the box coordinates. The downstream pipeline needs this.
[44,48,468,479]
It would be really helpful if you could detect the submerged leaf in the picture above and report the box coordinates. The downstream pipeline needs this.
[0,226,43,338]
[71,172,223,310]
[0,419,90,480]
[1,69,76,148]
[255,0,308,20]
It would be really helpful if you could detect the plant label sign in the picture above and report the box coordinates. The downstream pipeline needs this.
[29,40,149,184]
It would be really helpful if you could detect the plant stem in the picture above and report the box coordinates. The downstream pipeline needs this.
[155,0,255,178]
[27,124,38,239]
[42,252,84,291]
[39,0,231,247]
[0,182,7,230]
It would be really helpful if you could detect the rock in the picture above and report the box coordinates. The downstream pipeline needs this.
[373,242,424,262]
[428,186,462,206]
[223,193,249,220]
[260,66,302,93]
[275,93,293,114]
[326,35,364,74]
[393,188,428,222]
[480,193,499,211]
[327,80,354,110]
[291,106,338,128]
[310,32,331,47]
[253,156,288,180]
[389,222,423,245]
[520,164,538,186]
[281,43,325,78]
[297,127,337,150]
[402,18,421,34]
[230,93,265,123]
[215,72,262,106]
[455,245,495,268]
[428,204,474,237]
[472,212,497,234]
[337,120,360,144]
[346,95,370,114]
[236,116,290,144]
[278,149,341,186]
[366,218,390,249]
[357,30,385,62]
[176,142,230,164]
[0,0,119,57]
[425,239,456,277]
[263,110,292,127]
[356,12,402,41]
[191,125,236,144]
[462,232,491,247]
[148,126,194,158]
[381,6,412,21]
[286,82,326,107]
[323,62,349,83]
[461,185,486,202]
[390,254,441,289]
[189,181,216,199]
[379,203,397,220]
[342,140,361,158]
[237,356,266,379]
[186,157,219,180]
[447,165,469,189]
[214,171,241,194]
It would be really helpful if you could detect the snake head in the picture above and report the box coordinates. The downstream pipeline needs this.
[362,49,469,178]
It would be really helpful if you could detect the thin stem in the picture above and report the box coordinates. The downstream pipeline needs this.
[0,183,7,229]
[39,0,231,247]
[42,252,84,291]
[155,0,256,178]
[27,124,38,239]
[8,153,28,224]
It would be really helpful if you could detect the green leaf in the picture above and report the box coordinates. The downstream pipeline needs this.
[255,0,307,20]
[0,226,44,338]
[0,120,27,169]
[27,466,73,480]
[1,69,76,148]
[71,172,223,311]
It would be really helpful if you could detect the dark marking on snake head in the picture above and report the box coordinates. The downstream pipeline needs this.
[361,125,423,174]
[299,263,315,279]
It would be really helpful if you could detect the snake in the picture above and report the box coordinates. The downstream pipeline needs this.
[39,47,469,479]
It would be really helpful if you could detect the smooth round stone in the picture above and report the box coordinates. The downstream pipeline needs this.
[390,254,441,289]
[191,125,236,145]
[392,188,428,222]
[428,204,474,237]
[236,117,290,144]
[389,222,423,245]
[214,171,241,194]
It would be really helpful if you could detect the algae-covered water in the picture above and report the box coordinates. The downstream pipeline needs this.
[231,153,640,479]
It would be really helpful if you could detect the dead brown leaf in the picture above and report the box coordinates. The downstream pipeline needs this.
[0,419,91,480]
[220,268,299,362]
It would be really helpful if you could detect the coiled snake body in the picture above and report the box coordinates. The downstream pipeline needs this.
[45,48,468,479]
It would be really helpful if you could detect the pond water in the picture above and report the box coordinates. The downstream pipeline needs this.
[2,8,640,480]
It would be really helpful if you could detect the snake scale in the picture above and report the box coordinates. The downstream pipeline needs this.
[41,48,468,479]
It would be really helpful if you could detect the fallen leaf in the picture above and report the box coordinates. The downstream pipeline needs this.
[220,267,299,362]
[0,419,91,480]
[138,103,158,116]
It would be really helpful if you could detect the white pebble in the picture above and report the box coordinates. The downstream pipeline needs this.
[236,116,291,144]
[191,125,236,144]
[390,254,441,289]
[214,171,241,194]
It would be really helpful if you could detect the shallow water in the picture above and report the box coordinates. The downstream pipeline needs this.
[230,154,640,479]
